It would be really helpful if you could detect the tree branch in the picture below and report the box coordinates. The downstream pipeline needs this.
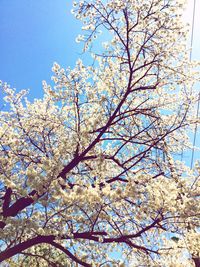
[49,241,91,267]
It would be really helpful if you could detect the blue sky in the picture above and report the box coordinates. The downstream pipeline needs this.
[0,0,81,101]
[0,0,199,95]
[0,0,199,165]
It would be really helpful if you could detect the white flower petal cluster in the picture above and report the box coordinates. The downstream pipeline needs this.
[0,0,199,266]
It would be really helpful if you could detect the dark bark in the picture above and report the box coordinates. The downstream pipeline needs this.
[193,257,200,267]
[2,187,12,212]
[49,241,91,267]
[0,190,37,223]
[2,196,34,217]
[0,235,91,267]
[0,235,54,262]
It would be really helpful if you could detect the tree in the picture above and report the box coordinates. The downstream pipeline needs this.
[0,0,199,266]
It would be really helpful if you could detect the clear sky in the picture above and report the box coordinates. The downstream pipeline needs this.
[0,0,199,94]
[183,0,200,60]
[0,0,82,101]
[0,0,199,164]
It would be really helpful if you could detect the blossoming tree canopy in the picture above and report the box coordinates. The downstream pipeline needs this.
[0,0,200,266]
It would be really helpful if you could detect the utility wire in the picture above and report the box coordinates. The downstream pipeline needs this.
[189,0,196,61]
[181,0,196,162]
[190,0,199,169]
[191,93,200,169]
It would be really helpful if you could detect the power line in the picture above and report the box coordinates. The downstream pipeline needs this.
[189,0,196,61]
[190,0,199,169]
[191,93,200,169]
[181,0,196,163]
